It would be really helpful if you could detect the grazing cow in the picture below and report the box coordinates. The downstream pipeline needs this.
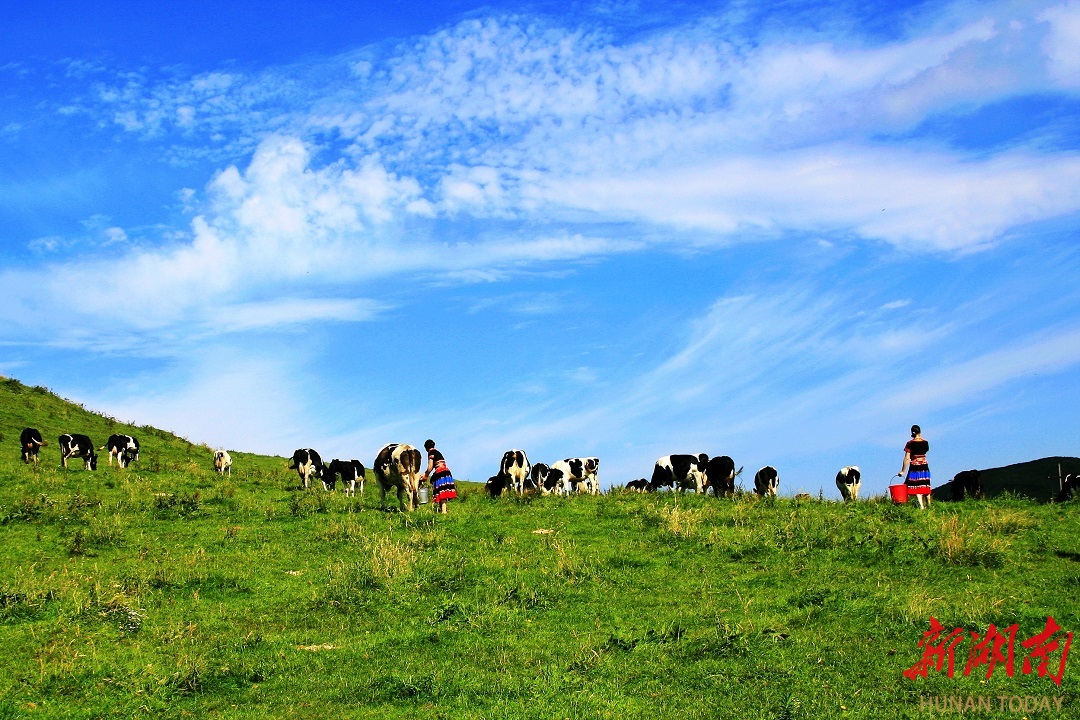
[704,455,738,497]
[59,433,97,471]
[289,448,325,489]
[1057,474,1078,503]
[101,434,140,468]
[551,457,600,495]
[950,469,982,500]
[213,449,232,476]
[499,450,532,494]
[625,478,651,492]
[530,463,565,495]
[324,459,366,497]
[20,428,47,464]
[485,473,509,498]
[754,466,779,497]
[836,466,861,502]
[650,453,709,493]
[373,443,423,511]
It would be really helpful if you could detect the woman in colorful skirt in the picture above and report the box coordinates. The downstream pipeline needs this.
[422,439,457,514]
[898,424,932,509]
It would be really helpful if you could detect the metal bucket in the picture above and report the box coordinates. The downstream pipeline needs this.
[418,486,430,504]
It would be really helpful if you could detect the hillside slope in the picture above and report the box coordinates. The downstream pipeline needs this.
[0,376,284,475]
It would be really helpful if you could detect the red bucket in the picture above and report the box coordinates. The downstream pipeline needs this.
[888,484,909,504]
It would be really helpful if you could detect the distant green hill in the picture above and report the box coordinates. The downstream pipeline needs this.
[932,456,1080,502]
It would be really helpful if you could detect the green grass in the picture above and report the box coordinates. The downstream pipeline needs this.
[1,378,1078,718]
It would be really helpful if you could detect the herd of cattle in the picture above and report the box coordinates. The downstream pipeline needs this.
[19,427,1074,505]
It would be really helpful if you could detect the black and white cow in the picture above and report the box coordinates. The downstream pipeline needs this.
[485,473,509,498]
[101,434,140,468]
[704,455,737,497]
[836,466,861,502]
[59,433,97,471]
[289,448,325,489]
[650,453,709,493]
[20,427,47,464]
[530,462,565,495]
[373,443,423,511]
[1057,473,1078,503]
[754,466,779,497]
[213,449,232,476]
[950,469,982,500]
[551,457,600,495]
[499,450,531,494]
[324,459,366,497]
[625,478,651,493]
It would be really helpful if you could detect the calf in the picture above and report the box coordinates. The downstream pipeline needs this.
[289,448,325,489]
[499,450,531,494]
[59,433,97,471]
[835,466,861,502]
[704,455,737,497]
[650,453,709,493]
[213,449,232,476]
[625,478,651,493]
[102,434,140,468]
[950,469,982,500]
[373,443,423,511]
[324,459,366,496]
[551,457,600,495]
[754,466,779,497]
[20,427,47,464]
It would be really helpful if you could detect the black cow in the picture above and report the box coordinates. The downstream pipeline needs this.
[20,427,47,464]
[754,466,779,497]
[289,448,325,489]
[324,459,366,496]
[949,469,982,500]
[1057,474,1078,503]
[625,478,651,492]
[59,433,97,471]
[704,455,738,497]
[485,473,509,498]
[650,453,709,492]
[102,434,140,468]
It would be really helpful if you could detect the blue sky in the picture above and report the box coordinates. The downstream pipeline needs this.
[2,0,1079,496]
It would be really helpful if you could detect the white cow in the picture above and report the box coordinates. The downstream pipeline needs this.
[373,443,423,511]
[213,449,232,476]
[836,466,861,502]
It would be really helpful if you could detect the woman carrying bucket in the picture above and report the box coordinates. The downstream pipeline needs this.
[421,439,457,514]
[898,424,932,509]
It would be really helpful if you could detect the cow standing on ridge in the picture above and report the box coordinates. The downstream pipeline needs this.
[836,466,861,502]
[704,456,738,497]
[650,453,709,493]
[754,466,779,497]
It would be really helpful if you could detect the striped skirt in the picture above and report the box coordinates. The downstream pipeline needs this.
[906,464,932,496]
[431,461,457,503]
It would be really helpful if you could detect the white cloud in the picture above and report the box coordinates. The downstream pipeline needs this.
[1039,1,1080,85]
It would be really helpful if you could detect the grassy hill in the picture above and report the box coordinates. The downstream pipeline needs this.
[0,378,1078,719]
